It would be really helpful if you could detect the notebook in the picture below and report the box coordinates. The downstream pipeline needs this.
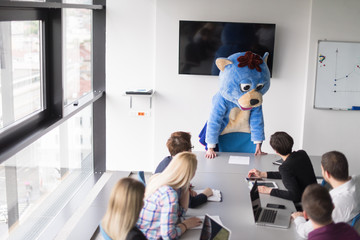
[249,180,291,228]
[199,214,231,240]
[195,189,222,202]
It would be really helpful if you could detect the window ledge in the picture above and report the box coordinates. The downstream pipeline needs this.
[53,171,130,240]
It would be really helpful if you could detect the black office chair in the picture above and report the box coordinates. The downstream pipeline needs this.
[318,177,332,191]
[294,202,303,212]
[137,171,146,186]
[351,212,360,234]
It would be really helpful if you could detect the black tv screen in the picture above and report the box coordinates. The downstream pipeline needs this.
[179,20,276,77]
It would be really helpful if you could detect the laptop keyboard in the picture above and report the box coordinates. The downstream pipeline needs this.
[260,209,277,223]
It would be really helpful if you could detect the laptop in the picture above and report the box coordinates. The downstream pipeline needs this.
[200,214,231,240]
[250,180,291,228]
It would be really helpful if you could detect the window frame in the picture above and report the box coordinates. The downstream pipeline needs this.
[0,1,106,236]
[0,0,106,172]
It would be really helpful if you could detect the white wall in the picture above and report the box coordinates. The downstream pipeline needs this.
[106,0,313,171]
[106,0,156,171]
[153,0,312,166]
[303,0,360,174]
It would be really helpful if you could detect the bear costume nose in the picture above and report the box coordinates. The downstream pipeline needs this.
[250,99,259,105]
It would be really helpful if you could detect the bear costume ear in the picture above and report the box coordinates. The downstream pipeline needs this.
[262,52,269,65]
[216,58,233,71]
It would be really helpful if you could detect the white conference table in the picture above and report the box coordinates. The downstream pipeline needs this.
[193,151,323,176]
[180,151,322,240]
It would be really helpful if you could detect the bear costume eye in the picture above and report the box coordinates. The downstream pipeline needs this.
[240,84,251,92]
[256,84,264,91]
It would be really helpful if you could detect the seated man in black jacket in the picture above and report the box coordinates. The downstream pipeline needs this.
[248,131,317,205]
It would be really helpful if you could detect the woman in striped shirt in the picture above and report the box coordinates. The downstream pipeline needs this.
[137,152,202,239]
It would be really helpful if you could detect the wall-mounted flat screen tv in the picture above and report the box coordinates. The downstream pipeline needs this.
[179,20,276,77]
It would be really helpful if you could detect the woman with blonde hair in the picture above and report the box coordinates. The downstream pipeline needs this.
[100,177,146,240]
[137,152,202,239]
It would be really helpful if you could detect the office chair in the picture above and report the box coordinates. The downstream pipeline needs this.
[320,178,332,191]
[320,179,328,187]
[351,212,360,234]
[137,171,146,186]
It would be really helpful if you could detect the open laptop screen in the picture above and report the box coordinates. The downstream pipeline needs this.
[250,180,262,221]
[200,215,231,240]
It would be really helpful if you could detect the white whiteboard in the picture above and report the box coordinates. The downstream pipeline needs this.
[314,40,360,110]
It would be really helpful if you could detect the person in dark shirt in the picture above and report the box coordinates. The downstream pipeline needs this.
[100,178,147,240]
[155,131,213,208]
[302,184,360,240]
[248,131,317,204]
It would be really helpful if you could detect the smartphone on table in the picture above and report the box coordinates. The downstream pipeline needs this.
[266,203,286,209]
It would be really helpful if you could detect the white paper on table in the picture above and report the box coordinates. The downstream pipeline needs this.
[228,155,250,165]
[184,215,222,230]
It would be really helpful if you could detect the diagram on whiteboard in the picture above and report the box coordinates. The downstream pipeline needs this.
[314,41,360,110]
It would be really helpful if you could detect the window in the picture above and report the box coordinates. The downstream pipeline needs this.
[0,20,43,129]
[63,9,92,106]
[0,1,105,238]
[63,0,93,4]
[0,168,7,227]
[0,105,93,239]
[12,0,45,2]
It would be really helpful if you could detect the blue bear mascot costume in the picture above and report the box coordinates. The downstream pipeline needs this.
[199,51,270,158]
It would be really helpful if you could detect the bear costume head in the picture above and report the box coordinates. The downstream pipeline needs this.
[216,51,270,111]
